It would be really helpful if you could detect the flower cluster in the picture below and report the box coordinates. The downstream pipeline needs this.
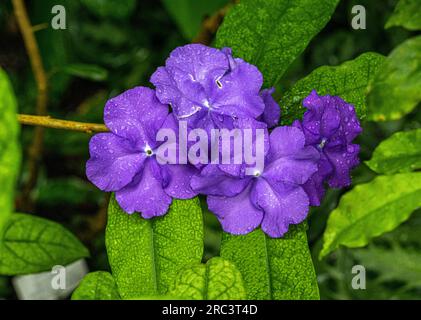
[86,44,361,238]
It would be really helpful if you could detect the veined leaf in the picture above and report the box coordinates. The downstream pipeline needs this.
[169,257,246,300]
[385,0,421,31]
[72,271,121,300]
[106,196,204,299]
[215,0,340,87]
[0,214,89,275]
[367,36,421,121]
[0,69,20,236]
[320,173,421,258]
[281,52,385,124]
[220,223,319,300]
[366,129,421,174]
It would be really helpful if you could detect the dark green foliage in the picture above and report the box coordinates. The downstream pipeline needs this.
[1,0,421,301]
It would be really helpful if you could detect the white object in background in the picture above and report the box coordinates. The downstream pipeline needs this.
[12,259,88,300]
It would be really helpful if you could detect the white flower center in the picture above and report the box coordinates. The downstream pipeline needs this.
[145,146,153,157]
[318,138,327,149]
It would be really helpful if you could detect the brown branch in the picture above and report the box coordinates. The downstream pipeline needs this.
[18,114,109,134]
[32,23,49,33]
[13,0,48,210]
[192,2,235,45]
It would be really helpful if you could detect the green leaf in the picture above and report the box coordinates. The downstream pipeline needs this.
[0,214,89,275]
[72,271,121,300]
[366,129,421,174]
[80,0,136,19]
[215,0,340,87]
[169,257,246,300]
[106,196,204,299]
[62,64,109,82]
[367,36,421,121]
[0,69,20,236]
[220,223,319,300]
[354,245,421,288]
[385,0,421,31]
[162,0,228,40]
[320,173,421,258]
[281,52,385,125]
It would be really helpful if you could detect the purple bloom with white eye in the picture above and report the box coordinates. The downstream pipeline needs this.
[86,87,198,218]
[150,44,265,133]
[293,90,362,206]
[192,126,319,238]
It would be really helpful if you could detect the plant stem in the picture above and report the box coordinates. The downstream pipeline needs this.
[18,114,109,134]
[192,2,234,45]
[13,0,48,209]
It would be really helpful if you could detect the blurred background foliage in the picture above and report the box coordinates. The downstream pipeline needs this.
[0,0,420,299]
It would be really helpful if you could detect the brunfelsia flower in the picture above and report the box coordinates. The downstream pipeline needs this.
[86,86,198,218]
[293,90,362,206]
[191,126,319,238]
[150,44,269,132]
[260,87,281,128]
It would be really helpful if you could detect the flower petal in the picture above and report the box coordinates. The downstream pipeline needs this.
[151,66,205,119]
[325,143,360,188]
[320,100,341,138]
[191,165,251,197]
[302,155,333,206]
[217,118,269,177]
[163,164,199,199]
[263,145,319,185]
[104,86,168,148]
[166,44,228,84]
[260,88,280,128]
[254,179,310,238]
[210,58,265,119]
[334,96,362,143]
[266,126,306,162]
[207,182,263,235]
[86,133,146,192]
[151,44,228,119]
[115,158,171,218]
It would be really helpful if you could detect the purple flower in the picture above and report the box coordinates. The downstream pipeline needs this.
[222,48,280,128]
[192,126,319,238]
[293,90,362,206]
[86,87,198,218]
[150,44,265,132]
[259,87,281,128]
